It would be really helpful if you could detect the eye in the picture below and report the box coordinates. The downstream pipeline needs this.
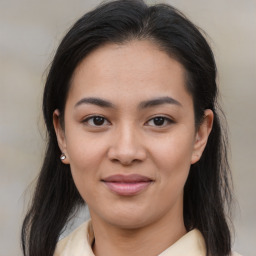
[83,115,110,127]
[146,116,173,127]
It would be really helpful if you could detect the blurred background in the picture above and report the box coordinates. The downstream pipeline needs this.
[0,0,255,255]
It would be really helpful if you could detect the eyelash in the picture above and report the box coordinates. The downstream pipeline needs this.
[145,116,174,127]
[82,115,174,127]
[82,115,110,127]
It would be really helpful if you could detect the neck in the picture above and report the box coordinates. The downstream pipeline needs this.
[91,210,186,256]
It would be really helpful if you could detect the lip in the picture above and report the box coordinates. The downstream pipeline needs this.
[102,174,153,196]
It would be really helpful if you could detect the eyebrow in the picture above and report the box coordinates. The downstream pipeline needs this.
[138,96,182,109]
[75,97,115,108]
[74,96,182,109]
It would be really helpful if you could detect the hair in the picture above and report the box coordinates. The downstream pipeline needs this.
[21,1,233,255]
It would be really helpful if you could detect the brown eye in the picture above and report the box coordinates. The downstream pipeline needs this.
[146,116,173,127]
[83,115,110,127]
[92,116,105,126]
[152,117,165,126]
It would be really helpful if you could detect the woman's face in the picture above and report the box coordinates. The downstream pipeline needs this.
[54,40,212,229]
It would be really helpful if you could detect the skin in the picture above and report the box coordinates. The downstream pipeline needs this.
[53,40,213,256]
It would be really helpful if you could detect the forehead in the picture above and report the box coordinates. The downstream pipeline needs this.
[68,40,192,107]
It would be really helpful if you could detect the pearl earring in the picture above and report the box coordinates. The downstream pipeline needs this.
[60,153,66,160]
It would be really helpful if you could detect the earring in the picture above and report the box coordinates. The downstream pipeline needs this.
[60,153,66,160]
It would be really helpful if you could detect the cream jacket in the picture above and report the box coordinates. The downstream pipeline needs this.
[54,220,241,256]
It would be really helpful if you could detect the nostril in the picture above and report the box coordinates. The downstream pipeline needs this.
[110,157,139,166]
[107,134,147,164]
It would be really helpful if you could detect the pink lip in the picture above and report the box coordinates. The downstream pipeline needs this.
[102,174,153,196]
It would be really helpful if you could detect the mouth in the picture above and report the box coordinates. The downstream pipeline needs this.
[101,174,153,196]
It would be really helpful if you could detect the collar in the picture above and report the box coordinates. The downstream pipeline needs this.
[54,219,206,256]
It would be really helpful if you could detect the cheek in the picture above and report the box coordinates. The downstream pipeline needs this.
[65,133,107,196]
[149,131,194,189]
[65,127,106,170]
[151,132,195,169]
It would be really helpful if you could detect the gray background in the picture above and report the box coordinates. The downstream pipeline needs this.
[0,0,255,255]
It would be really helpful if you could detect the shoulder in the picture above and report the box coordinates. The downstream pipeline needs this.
[54,220,95,256]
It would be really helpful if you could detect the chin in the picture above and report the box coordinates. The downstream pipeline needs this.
[102,207,161,230]
[89,205,150,230]
[109,216,151,230]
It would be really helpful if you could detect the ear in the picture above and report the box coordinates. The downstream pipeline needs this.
[191,109,214,164]
[53,109,70,164]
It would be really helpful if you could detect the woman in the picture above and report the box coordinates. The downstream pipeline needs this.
[21,1,240,255]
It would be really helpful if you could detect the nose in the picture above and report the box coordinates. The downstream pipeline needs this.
[107,124,147,166]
